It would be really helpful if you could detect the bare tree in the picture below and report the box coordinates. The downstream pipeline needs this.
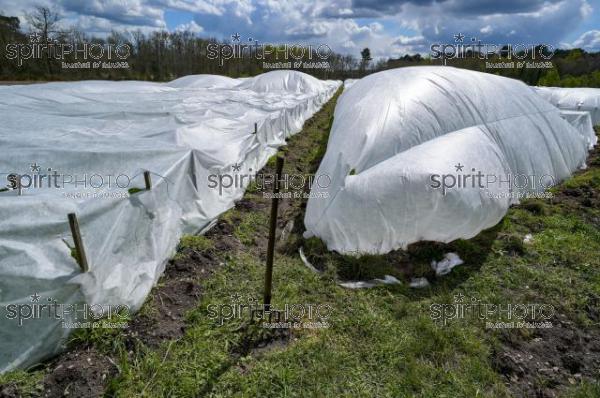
[26,6,60,40]
[26,6,61,74]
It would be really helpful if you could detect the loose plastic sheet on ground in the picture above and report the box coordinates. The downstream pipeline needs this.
[0,70,340,372]
[304,66,593,254]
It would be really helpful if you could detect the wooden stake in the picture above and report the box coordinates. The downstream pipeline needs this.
[264,156,284,308]
[144,171,152,190]
[253,122,258,135]
[68,213,89,272]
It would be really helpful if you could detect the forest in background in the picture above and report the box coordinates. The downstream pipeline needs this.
[1,7,599,86]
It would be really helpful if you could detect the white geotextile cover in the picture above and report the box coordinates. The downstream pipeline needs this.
[0,71,340,372]
[559,110,598,149]
[535,86,600,125]
[304,66,591,254]
[343,79,357,89]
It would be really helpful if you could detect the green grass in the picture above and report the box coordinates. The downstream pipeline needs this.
[561,167,600,189]
[172,234,216,260]
[178,235,215,252]
[109,251,509,397]
[564,381,600,398]
[234,212,269,246]
[128,187,144,195]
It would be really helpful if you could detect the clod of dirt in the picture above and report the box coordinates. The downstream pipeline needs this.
[0,383,20,398]
[492,314,600,397]
[42,350,117,398]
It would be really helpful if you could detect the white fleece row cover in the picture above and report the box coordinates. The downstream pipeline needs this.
[558,110,598,150]
[0,70,340,373]
[343,79,357,89]
[535,86,600,125]
[304,66,592,254]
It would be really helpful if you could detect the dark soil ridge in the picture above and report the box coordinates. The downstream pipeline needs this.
[492,313,600,398]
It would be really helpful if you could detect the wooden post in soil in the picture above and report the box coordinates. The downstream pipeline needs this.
[264,155,284,309]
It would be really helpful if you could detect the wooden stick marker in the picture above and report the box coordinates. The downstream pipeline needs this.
[144,171,152,190]
[264,156,284,309]
[68,213,89,273]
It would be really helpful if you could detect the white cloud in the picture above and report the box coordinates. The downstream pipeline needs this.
[369,22,384,33]
[480,25,492,34]
[393,35,425,45]
[60,0,165,27]
[571,30,600,51]
[175,20,203,34]
[399,0,591,48]
[159,0,224,15]
[391,35,427,54]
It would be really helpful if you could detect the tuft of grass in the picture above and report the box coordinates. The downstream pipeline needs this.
[128,187,143,195]
[234,211,268,246]
[68,310,131,354]
[561,168,600,189]
[520,199,548,215]
[564,381,600,398]
[173,234,215,260]
[178,235,215,252]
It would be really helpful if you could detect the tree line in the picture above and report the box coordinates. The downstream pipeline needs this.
[0,7,367,81]
[0,6,598,87]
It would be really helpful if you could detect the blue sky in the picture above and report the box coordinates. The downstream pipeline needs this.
[1,0,599,57]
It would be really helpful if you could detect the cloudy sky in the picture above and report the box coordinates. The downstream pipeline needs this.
[1,0,599,58]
